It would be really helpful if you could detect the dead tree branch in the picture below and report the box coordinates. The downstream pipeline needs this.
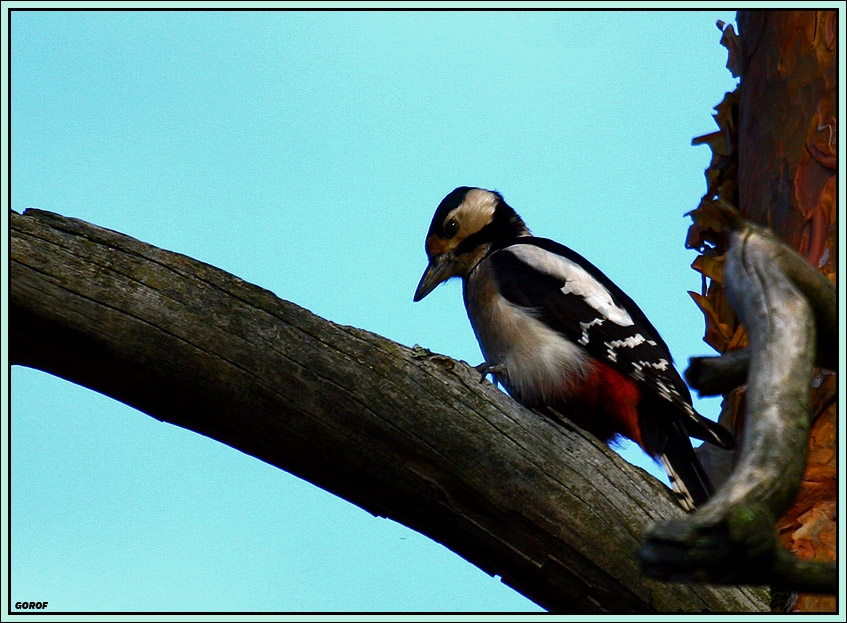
[686,348,751,397]
[10,208,767,613]
[639,207,837,594]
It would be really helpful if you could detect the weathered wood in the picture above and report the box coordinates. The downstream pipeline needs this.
[686,232,837,396]
[736,12,838,611]
[10,208,768,613]
[640,215,837,595]
[682,11,837,610]
[686,348,751,397]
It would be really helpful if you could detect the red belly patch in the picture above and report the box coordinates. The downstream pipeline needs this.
[571,360,644,448]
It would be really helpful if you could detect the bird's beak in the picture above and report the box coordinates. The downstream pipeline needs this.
[414,253,454,302]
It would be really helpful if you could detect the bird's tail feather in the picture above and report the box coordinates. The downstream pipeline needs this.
[682,405,736,450]
[659,422,715,511]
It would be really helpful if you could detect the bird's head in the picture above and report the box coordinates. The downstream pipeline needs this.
[413,187,530,301]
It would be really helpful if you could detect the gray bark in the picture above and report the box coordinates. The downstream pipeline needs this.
[11,208,768,613]
[640,208,837,595]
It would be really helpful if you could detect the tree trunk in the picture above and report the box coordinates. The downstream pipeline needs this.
[10,208,768,613]
[688,10,837,613]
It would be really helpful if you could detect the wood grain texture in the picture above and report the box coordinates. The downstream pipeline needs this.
[642,214,836,596]
[11,208,767,613]
[735,11,837,611]
[685,11,837,611]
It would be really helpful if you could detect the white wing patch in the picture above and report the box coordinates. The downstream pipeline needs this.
[630,357,669,381]
[506,245,634,327]
[604,334,659,363]
[578,317,605,345]
[607,334,654,351]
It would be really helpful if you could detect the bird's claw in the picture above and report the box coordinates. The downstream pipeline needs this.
[475,361,506,383]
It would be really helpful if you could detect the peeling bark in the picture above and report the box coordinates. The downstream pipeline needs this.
[640,213,836,596]
[684,11,837,611]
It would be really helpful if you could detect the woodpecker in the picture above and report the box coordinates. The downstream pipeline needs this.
[413,186,735,510]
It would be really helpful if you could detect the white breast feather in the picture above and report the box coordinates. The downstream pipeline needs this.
[506,245,634,327]
[465,260,590,404]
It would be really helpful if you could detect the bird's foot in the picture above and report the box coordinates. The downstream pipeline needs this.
[475,361,506,383]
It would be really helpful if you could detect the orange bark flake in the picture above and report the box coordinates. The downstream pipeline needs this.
[688,11,837,612]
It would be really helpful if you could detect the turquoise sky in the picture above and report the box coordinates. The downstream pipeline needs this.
[8,6,741,614]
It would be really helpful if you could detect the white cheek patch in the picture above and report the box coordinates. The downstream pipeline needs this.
[447,189,499,238]
[506,245,634,327]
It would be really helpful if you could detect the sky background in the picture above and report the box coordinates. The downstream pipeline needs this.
[7,6,743,614]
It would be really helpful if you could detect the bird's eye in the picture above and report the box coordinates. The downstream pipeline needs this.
[444,218,459,238]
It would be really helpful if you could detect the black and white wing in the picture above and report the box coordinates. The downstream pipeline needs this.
[489,238,734,449]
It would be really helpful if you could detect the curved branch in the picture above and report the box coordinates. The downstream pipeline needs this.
[686,348,751,397]
[10,208,767,613]
[640,215,837,594]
